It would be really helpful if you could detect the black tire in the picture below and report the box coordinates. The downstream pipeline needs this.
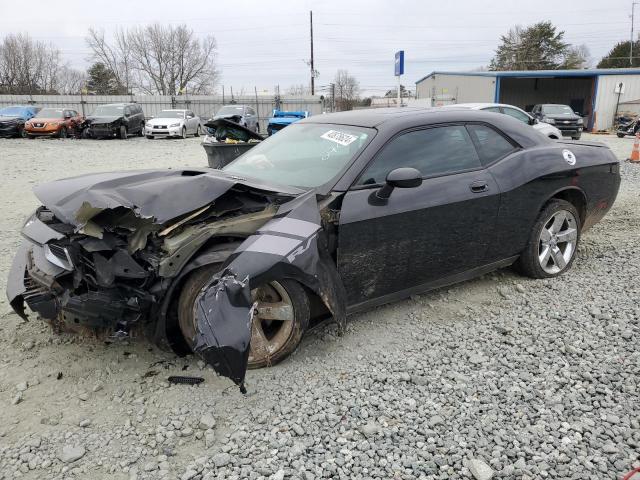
[572,136,581,140]
[516,199,581,279]
[119,125,127,140]
[194,125,201,137]
[146,135,154,140]
[617,132,626,138]
[19,127,27,138]
[58,127,68,139]
[181,127,187,139]
[177,265,310,369]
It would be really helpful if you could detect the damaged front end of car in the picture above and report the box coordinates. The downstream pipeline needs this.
[7,168,346,390]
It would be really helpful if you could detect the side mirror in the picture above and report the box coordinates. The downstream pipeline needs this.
[375,167,422,201]
[574,111,581,116]
[530,117,539,125]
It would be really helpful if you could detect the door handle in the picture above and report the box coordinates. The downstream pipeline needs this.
[470,181,489,193]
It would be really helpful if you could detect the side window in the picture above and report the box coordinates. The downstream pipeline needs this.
[466,124,517,165]
[358,125,481,185]
[502,107,530,124]
[124,106,132,116]
[482,107,502,113]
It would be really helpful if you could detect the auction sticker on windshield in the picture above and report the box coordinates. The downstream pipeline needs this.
[321,130,358,146]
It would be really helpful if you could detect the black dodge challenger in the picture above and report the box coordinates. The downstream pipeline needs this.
[7,108,620,390]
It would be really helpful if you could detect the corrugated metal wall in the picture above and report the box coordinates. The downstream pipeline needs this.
[594,75,640,130]
[415,75,495,104]
[0,94,324,132]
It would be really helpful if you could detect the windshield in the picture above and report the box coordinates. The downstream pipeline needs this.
[223,123,374,188]
[158,110,185,119]
[217,106,244,115]
[34,108,65,119]
[0,106,26,117]
[544,105,574,115]
[92,105,125,116]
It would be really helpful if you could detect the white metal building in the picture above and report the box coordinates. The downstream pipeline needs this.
[415,68,640,131]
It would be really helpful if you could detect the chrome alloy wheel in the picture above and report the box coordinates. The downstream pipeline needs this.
[538,209,578,274]
[248,281,295,365]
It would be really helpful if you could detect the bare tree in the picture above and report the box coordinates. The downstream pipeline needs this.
[87,24,219,95]
[0,33,64,94]
[286,84,309,96]
[57,66,87,94]
[333,69,360,111]
[86,28,132,93]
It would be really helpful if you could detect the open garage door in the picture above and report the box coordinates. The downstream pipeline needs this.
[498,76,596,131]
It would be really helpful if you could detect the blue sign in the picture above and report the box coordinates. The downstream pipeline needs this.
[394,50,404,76]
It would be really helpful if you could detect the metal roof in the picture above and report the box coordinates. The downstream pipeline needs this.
[415,68,640,84]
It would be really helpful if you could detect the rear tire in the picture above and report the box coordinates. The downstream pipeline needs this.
[177,265,310,369]
[516,199,581,279]
[617,132,626,138]
[194,125,201,137]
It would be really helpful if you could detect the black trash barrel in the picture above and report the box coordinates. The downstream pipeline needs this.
[202,142,257,169]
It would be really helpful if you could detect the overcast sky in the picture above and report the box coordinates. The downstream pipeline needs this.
[0,0,634,96]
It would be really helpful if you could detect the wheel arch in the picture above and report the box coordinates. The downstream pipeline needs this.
[155,236,331,355]
[547,187,587,226]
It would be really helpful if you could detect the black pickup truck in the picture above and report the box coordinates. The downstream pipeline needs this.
[531,104,584,140]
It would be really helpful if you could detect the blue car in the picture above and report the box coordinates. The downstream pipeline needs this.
[0,105,40,138]
[266,110,308,135]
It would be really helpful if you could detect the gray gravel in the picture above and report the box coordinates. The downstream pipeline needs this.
[0,134,638,479]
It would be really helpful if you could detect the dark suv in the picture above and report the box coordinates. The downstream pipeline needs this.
[84,103,145,139]
[530,104,583,140]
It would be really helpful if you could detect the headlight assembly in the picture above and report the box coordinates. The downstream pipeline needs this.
[170,123,180,128]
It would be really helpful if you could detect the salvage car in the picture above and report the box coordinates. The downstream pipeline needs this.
[0,105,40,138]
[84,103,145,139]
[24,107,84,138]
[211,105,259,133]
[7,108,620,391]
[531,104,584,140]
[266,110,308,135]
[145,109,201,139]
[444,103,564,139]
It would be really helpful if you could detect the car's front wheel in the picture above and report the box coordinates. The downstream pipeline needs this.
[178,265,310,369]
[119,125,127,140]
[181,127,187,139]
[517,199,581,278]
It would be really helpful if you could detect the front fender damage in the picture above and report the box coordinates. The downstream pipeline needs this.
[190,191,347,391]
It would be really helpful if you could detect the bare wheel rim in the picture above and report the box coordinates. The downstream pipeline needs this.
[248,281,295,364]
[538,209,578,274]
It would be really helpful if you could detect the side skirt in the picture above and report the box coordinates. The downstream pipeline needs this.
[346,256,519,315]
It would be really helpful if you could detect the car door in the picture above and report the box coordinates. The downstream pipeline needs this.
[337,124,502,307]
[186,111,196,133]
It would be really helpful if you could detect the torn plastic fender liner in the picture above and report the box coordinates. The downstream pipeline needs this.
[191,191,347,390]
[6,243,30,320]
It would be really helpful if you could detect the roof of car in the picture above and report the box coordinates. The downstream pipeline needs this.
[299,107,547,149]
[443,102,524,110]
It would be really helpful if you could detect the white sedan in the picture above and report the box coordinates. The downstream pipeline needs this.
[145,109,202,139]
[443,103,564,140]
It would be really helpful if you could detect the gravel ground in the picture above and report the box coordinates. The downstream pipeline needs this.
[0,134,638,480]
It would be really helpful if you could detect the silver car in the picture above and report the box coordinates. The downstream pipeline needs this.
[212,105,259,133]
[443,103,564,140]
[145,109,201,139]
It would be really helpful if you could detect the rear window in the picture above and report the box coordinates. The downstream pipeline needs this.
[467,124,516,165]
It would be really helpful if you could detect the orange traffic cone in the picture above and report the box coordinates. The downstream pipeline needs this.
[629,133,640,163]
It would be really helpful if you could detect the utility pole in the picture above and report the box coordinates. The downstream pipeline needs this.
[310,10,315,95]
[331,83,335,111]
[632,2,638,66]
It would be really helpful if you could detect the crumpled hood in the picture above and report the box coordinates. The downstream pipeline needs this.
[87,116,123,125]
[33,168,302,228]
